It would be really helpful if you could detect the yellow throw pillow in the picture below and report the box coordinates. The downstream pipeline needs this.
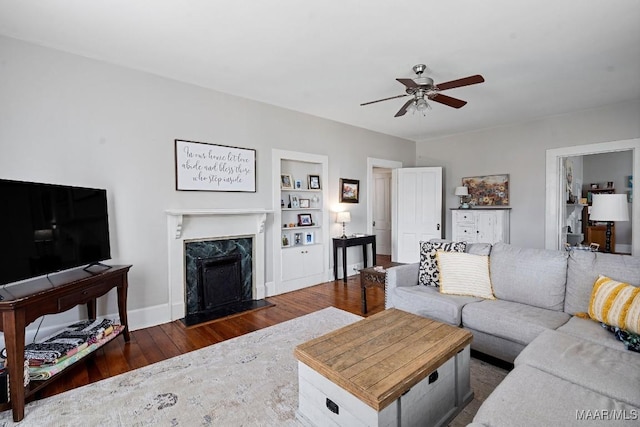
[588,275,640,334]
[436,251,495,299]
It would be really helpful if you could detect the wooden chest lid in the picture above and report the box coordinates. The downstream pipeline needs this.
[294,308,472,411]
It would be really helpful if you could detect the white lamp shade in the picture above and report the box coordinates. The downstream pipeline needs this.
[454,186,469,196]
[336,211,351,223]
[590,194,629,222]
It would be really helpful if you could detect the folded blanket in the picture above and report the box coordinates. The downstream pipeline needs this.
[25,319,114,364]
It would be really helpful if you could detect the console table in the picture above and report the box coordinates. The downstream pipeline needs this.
[0,264,131,421]
[333,235,376,283]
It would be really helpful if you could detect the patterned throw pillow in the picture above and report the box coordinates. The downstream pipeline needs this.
[436,251,495,299]
[418,241,467,287]
[589,275,640,335]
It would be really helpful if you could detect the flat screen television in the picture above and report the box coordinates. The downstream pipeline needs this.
[0,179,111,286]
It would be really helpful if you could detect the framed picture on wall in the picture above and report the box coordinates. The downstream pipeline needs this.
[462,174,509,206]
[339,178,359,203]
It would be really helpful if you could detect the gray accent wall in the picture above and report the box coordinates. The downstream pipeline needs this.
[415,99,640,248]
[0,35,416,335]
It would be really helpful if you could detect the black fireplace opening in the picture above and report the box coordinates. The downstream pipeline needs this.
[182,238,271,326]
[197,254,244,311]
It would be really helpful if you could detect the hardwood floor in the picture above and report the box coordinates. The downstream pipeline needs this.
[34,256,391,401]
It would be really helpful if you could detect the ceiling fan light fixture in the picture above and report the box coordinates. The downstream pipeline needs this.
[416,98,429,112]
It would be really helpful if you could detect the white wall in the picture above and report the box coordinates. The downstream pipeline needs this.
[0,36,415,337]
[416,99,640,248]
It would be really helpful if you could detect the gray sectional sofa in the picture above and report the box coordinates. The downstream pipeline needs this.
[385,242,640,426]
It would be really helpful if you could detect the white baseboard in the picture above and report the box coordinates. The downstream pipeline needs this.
[335,262,363,280]
[615,243,632,254]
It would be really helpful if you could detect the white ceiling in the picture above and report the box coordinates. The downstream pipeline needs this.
[1,0,639,142]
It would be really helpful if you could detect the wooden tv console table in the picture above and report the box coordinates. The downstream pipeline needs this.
[0,264,131,421]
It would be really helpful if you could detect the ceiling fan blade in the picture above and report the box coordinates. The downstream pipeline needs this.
[360,93,408,106]
[396,78,418,88]
[430,93,467,109]
[436,75,485,91]
[394,99,415,117]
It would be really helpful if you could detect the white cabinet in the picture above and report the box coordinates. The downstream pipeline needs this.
[273,150,329,295]
[451,209,510,244]
[281,244,324,282]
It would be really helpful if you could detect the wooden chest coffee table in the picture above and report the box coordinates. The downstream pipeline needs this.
[294,308,473,426]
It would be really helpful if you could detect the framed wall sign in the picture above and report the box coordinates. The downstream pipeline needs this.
[340,178,360,203]
[175,139,256,192]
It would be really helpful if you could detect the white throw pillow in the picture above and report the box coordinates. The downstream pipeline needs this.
[436,251,495,299]
[418,241,467,287]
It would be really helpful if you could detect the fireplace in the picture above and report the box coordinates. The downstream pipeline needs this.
[166,209,271,325]
[182,237,270,325]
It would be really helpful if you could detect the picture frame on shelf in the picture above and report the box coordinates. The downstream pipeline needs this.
[304,231,314,245]
[294,232,303,245]
[308,174,321,190]
[294,179,303,189]
[298,213,313,226]
[289,194,299,208]
[339,178,360,203]
[299,198,310,208]
[281,174,293,189]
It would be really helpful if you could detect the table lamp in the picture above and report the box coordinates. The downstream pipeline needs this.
[455,186,470,209]
[336,211,351,238]
[589,193,629,253]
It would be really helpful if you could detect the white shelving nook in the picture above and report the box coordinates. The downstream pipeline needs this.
[272,149,330,295]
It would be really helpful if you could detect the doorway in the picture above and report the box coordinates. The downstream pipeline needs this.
[545,138,639,255]
[367,158,402,256]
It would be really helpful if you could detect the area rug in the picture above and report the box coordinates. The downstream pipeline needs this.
[0,308,509,426]
[0,307,361,426]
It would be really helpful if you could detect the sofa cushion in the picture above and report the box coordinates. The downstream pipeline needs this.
[465,242,492,256]
[565,250,640,315]
[515,329,640,407]
[589,275,640,334]
[437,251,495,299]
[462,299,570,346]
[418,240,466,287]
[390,285,481,325]
[489,242,567,311]
[473,365,640,427]
[556,316,629,351]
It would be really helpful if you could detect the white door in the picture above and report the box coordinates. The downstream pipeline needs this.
[373,170,392,255]
[392,167,443,263]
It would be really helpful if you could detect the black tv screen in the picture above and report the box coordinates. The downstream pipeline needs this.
[0,179,111,285]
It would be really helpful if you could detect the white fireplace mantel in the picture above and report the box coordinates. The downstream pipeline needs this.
[166,208,273,239]
[165,208,273,321]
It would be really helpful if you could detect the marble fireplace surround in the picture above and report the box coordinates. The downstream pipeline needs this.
[166,209,271,321]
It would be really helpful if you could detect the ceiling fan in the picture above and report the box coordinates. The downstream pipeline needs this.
[361,64,484,117]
